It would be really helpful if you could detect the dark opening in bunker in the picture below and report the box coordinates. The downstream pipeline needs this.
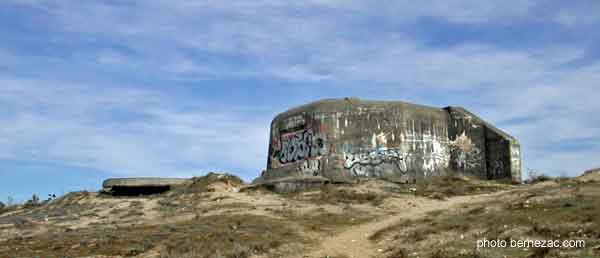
[110,185,171,196]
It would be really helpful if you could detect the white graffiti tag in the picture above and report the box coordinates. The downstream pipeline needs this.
[298,159,321,176]
[450,132,482,170]
[343,148,408,176]
[279,129,327,164]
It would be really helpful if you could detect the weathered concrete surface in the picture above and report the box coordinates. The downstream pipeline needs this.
[102,178,190,188]
[584,168,600,175]
[103,177,190,195]
[251,175,330,193]
[578,168,600,183]
[255,97,521,185]
[445,107,521,182]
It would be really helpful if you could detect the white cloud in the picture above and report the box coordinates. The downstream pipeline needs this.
[1,0,599,179]
[0,0,567,81]
[0,77,270,179]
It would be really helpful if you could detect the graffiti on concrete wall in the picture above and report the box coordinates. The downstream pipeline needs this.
[269,114,328,170]
[510,145,521,178]
[343,148,408,177]
[297,158,321,176]
[342,131,451,177]
[281,115,306,131]
[450,132,482,170]
[490,160,504,178]
[343,132,407,177]
[262,103,521,184]
[276,128,327,165]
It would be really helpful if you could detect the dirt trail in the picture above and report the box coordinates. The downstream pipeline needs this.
[303,191,510,258]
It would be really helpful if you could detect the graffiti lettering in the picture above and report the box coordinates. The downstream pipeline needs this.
[510,146,521,173]
[452,147,482,169]
[282,115,306,131]
[450,132,482,170]
[298,159,321,176]
[343,148,408,177]
[279,129,327,164]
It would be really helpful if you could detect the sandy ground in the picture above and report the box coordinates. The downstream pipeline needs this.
[1,173,598,258]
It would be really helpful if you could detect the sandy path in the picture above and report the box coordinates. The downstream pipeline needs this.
[302,191,509,258]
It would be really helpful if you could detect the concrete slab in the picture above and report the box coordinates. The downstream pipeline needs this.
[103,177,190,188]
[249,175,330,193]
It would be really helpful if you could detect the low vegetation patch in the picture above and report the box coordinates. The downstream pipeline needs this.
[280,183,389,206]
[313,184,388,205]
[273,207,376,234]
[371,180,600,258]
[177,172,245,194]
[0,214,304,258]
[414,175,512,199]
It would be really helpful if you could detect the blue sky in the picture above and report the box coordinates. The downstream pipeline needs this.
[1,1,599,202]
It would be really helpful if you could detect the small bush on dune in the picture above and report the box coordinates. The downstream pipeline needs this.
[415,172,509,199]
[22,194,41,209]
[524,168,554,184]
[0,201,9,215]
[169,172,245,196]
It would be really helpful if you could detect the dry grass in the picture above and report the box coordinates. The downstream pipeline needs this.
[371,180,600,258]
[0,214,304,258]
[0,204,17,216]
[280,183,390,207]
[3,173,597,258]
[414,174,512,199]
[277,207,376,234]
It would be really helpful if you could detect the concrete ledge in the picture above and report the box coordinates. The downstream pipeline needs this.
[251,175,330,185]
[102,177,190,188]
[248,175,331,193]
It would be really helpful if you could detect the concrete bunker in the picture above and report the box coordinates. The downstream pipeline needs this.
[109,185,172,196]
[254,98,522,187]
[102,178,189,196]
